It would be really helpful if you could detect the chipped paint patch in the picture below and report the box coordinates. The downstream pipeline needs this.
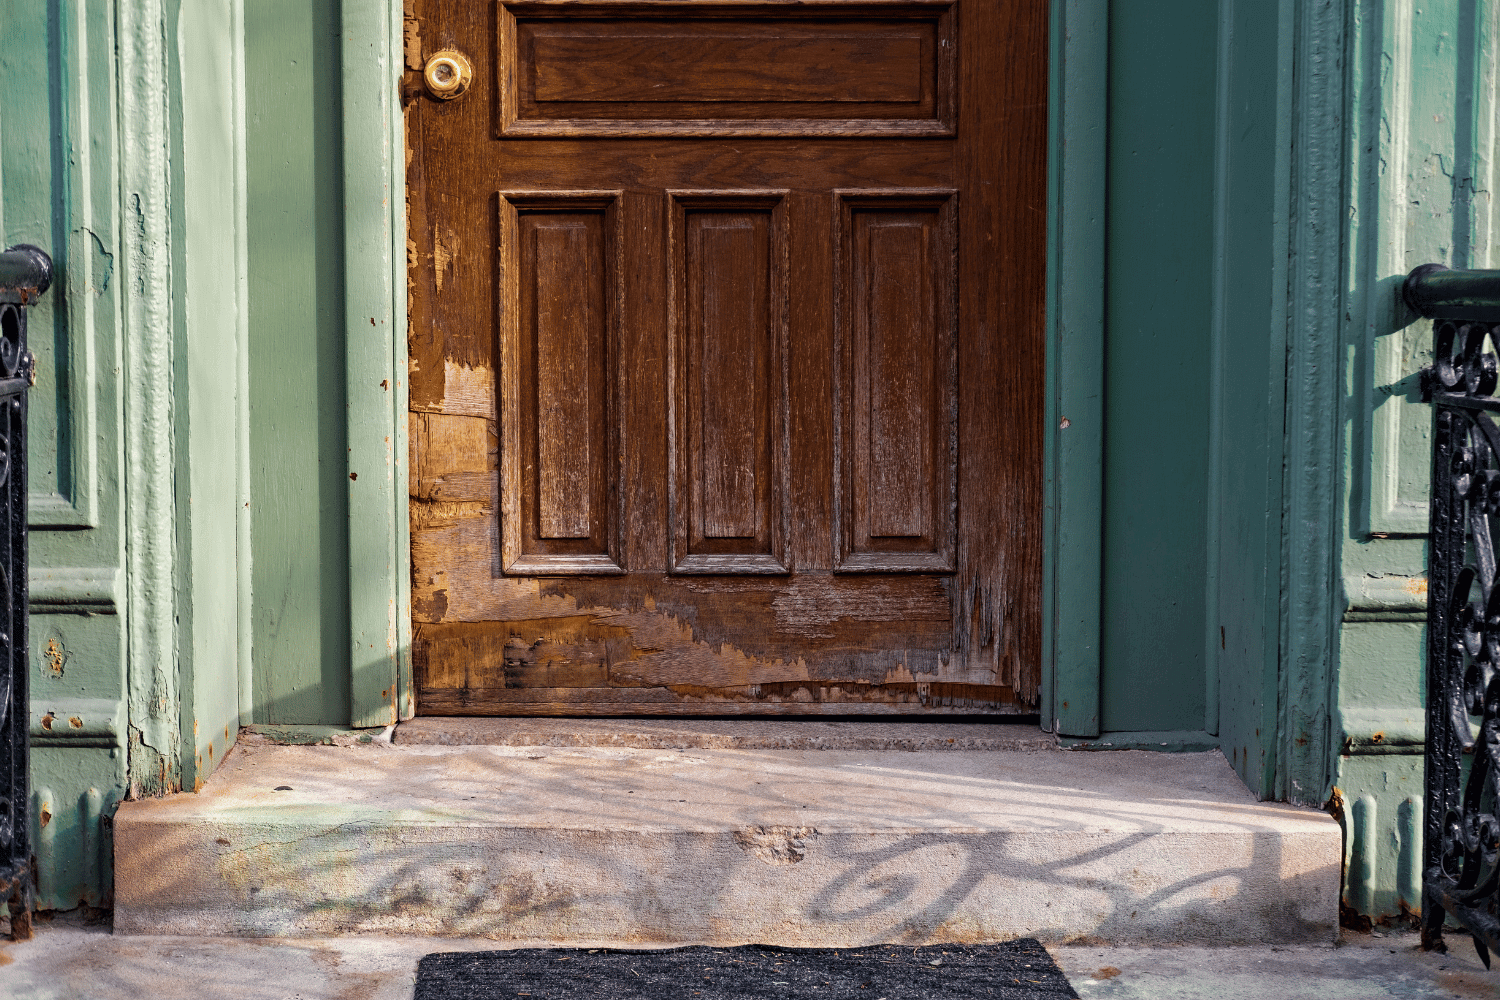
[43,635,68,677]
[441,361,494,417]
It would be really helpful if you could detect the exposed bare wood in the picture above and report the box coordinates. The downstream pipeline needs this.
[408,0,1046,714]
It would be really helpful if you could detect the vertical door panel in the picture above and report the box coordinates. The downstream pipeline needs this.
[499,193,623,574]
[834,192,957,572]
[669,192,789,573]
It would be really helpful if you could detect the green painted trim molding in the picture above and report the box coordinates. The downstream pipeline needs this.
[1331,0,1498,920]
[1061,731,1222,753]
[342,0,411,729]
[1043,0,1107,739]
[30,699,124,750]
[28,568,122,615]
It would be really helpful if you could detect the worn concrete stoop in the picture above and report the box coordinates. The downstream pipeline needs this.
[113,721,1340,946]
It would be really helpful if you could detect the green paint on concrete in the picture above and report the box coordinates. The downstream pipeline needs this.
[241,724,385,746]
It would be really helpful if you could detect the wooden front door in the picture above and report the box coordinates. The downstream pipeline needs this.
[406,0,1046,715]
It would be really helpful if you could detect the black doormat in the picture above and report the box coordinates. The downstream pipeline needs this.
[414,940,1079,999]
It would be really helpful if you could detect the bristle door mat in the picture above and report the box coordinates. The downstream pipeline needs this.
[413,940,1079,999]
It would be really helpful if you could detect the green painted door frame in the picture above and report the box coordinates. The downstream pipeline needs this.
[1046,0,1337,817]
[246,0,1333,779]
[342,0,412,729]
[11,0,1458,914]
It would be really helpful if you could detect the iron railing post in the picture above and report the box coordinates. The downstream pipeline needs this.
[1408,263,1500,963]
[0,244,48,941]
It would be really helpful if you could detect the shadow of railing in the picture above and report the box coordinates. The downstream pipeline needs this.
[114,742,1340,947]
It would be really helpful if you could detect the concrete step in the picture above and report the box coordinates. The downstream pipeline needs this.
[113,740,1340,946]
[394,716,1059,751]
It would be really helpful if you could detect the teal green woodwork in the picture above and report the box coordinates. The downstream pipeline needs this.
[1337,754,1426,919]
[2,0,254,907]
[1043,0,1107,738]
[8,0,1479,926]
[1274,0,1348,810]
[1207,0,1295,797]
[2,0,129,908]
[1329,0,1498,920]
[245,0,351,725]
[1099,0,1217,734]
[118,0,181,803]
[341,0,412,728]
[171,0,250,791]
[242,0,411,729]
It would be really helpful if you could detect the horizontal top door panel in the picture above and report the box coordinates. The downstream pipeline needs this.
[500,2,954,137]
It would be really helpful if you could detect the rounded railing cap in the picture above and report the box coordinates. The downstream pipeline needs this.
[0,245,53,298]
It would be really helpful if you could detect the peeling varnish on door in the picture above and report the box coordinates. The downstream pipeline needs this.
[433,228,458,293]
[436,361,494,417]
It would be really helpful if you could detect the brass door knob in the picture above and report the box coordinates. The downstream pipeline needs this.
[424,51,472,100]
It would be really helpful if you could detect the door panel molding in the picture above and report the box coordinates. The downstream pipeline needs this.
[832,189,957,574]
[498,191,626,576]
[497,0,956,138]
[667,190,790,575]
[343,0,411,726]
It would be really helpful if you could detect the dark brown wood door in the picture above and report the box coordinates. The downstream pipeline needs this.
[406,0,1046,715]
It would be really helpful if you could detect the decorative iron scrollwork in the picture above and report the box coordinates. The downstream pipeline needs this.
[0,245,42,938]
[1411,265,1500,964]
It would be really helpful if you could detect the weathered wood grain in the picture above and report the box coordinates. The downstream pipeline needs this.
[497,193,624,575]
[668,192,789,574]
[834,192,956,573]
[408,0,1046,713]
[497,2,955,137]
[530,29,924,103]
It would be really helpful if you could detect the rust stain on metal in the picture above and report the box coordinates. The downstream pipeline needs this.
[1405,576,1429,599]
[38,806,50,828]
[67,717,82,729]
[39,713,53,731]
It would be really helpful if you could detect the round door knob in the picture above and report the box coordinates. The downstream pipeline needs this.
[424,51,473,101]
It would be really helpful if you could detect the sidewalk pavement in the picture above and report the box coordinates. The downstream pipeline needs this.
[2,912,1497,999]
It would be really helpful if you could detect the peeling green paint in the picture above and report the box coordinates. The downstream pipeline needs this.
[1333,0,1499,919]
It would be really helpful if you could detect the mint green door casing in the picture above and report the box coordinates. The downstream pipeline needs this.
[2,0,1480,919]
[1,0,127,912]
[1335,0,1500,921]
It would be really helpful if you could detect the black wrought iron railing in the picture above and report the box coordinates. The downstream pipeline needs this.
[1409,263,1500,962]
[0,245,46,941]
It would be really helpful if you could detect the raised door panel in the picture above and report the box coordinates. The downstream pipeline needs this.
[834,191,957,572]
[668,192,789,573]
[498,0,955,137]
[498,192,624,575]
